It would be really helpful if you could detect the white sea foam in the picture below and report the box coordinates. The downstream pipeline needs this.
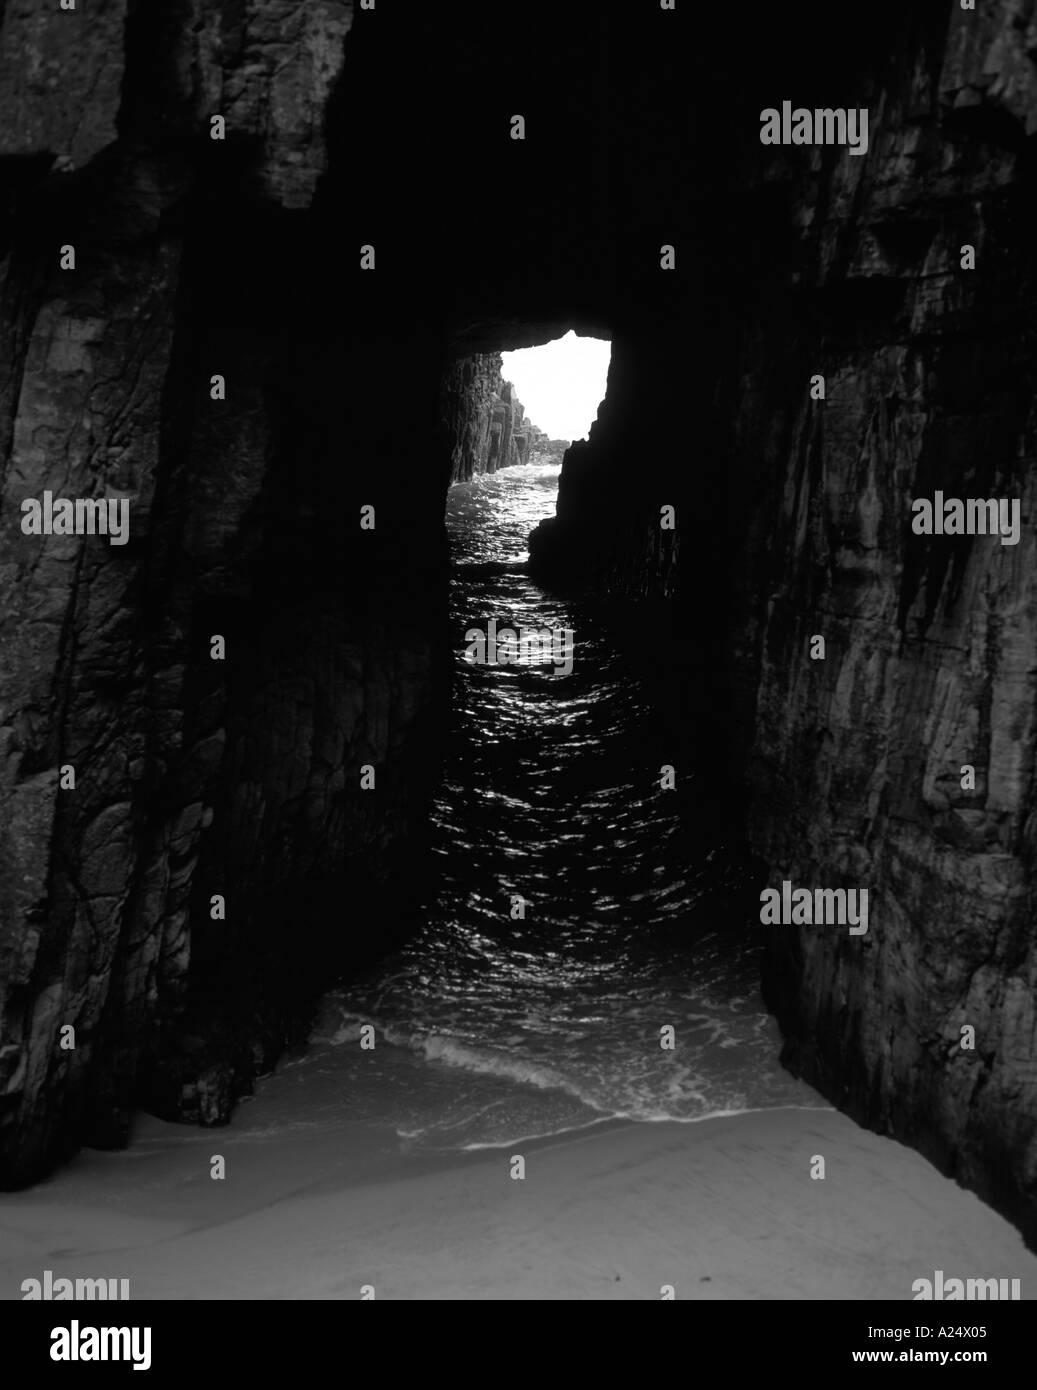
[310,998,824,1143]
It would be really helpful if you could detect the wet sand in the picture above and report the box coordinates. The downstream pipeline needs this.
[2,1097,1035,1300]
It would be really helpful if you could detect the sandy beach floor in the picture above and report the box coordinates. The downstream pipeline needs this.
[1,1091,1035,1300]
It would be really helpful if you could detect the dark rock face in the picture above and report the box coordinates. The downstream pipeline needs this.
[737,7,1037,1250]
[0,0,1034,1252]
[441,354,548,485]
[0,0,451,1179]
[528,5,1037,1244]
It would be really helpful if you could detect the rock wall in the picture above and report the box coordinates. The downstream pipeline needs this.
[441,354,547,485]
[529,2,1037,1244]
[733,2,1037,1248]
[0,0,453,1181]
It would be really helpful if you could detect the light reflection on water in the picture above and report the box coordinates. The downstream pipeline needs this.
[310,462,819,1148]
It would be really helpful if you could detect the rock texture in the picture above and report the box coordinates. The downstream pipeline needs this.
[735,4,1037,1249]
[441,353,548,485]
[528,2,1037,1244]
[0,0,453,1179]
[530,438,570,468]
[0,0,128,170]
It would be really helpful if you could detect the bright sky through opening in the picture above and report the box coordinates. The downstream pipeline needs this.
[501,332,611,444]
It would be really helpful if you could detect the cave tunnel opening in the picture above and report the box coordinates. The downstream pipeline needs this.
[271,326,795,1159]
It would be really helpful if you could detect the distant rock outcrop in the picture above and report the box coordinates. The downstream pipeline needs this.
[441,354,549,484]
[531,438,571,468]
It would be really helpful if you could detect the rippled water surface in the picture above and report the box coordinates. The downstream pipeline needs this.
[309,462,819,1149]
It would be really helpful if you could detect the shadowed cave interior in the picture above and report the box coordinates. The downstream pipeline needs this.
[0,0,1036,1267]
